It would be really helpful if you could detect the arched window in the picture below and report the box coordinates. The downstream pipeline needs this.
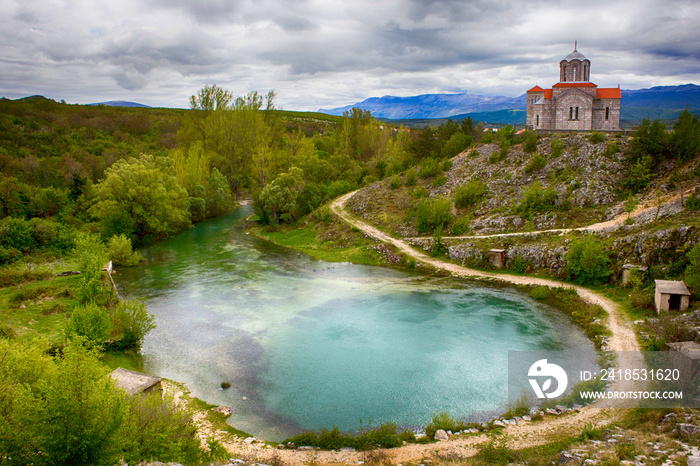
[605,107,610,120]
[569,107,573,119]
[575,107,579,120]
[573,65,577,81]
[536,114,539,126]
[563,65,567,82]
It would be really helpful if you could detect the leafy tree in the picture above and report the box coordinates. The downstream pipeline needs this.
[111,298,156,350]
[189,83,234,111]
[669,109,700,161]
[441,132,472,158]
[628,118,670,162]
[119,392,200,464]
[107,234,142,267]
[65,303,113,348]
[565,235,612,285]
[254,168,305,224]
[40,342,126,465]
[622,155,653,194]
[0,340,202,464]
[685,243,700,291]
[91,154,190,243]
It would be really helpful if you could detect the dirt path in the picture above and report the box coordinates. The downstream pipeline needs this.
[191,192,644,465]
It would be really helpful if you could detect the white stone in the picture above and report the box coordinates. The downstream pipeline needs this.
[434,429,449,441]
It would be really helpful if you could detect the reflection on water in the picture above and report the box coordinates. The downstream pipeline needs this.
[115,208,595,440]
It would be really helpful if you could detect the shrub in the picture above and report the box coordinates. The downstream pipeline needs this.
[502,394,533,419]
[389,175,401,190]
[476,437,517,465]
[0,324,16,339]
[414,196,453,234]
[524,154,546,174]
[66,303,113,347]
[509,256,530,273]
[516,182,558,216]
[622,155,653,194]
[588,131,605,144]
[404,168,417,186]
[441,132,471,158]
[565,235,611,285]
[418,158,441,178]
[111,298,156,350]
[684,242,700,291]
[451,216,471,235]
[432,174,447,187]
[454,180,488,209]
[529,286,550,300]
[488,152,502,164]
[602,141,621,158]
[523,131,538,153]
[550,138,563,157]
[107,234,142,267]
[687,195,700,210]
[425,412,458,440]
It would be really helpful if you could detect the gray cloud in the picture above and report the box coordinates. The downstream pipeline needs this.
[0,0,698,110]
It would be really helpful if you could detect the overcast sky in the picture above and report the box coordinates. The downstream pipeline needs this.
[1,0,699,110]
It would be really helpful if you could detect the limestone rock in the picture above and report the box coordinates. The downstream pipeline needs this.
[679,423,700,438]
[434,429,449,441]
[212,405,233,415]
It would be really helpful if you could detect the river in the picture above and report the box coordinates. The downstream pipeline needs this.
[115,207,595,440]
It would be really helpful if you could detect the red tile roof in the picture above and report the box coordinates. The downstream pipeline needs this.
[596,88,621,99]
[527,86,544,92]
[552,82,597,88]
[544,89,553,99]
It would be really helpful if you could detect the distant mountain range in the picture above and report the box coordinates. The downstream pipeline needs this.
[319,84,700,125]
[89,101,151,108]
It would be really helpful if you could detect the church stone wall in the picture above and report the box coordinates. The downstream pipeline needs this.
[592,99,620,131]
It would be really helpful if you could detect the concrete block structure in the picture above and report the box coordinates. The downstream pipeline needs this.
[654,280,691,313]
[110,367,162,396]
[526,44,621,132]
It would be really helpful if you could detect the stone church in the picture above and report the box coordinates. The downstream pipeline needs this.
[526,45,621,131]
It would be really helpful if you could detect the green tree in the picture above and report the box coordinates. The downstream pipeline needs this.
[670,109,700,161]
[623,155,653,194]
[189,83,234,111]
[111,298,156,350]
[522,130,539,153]
[65,303,113,348]
[91,154,190,243]
[40,342,126,465]
[685,243,700,290]
[565,235,612,285]
[107,234,142,267]
[254,167,305,224]
[441,132,472,158]
[628,118,670,162]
